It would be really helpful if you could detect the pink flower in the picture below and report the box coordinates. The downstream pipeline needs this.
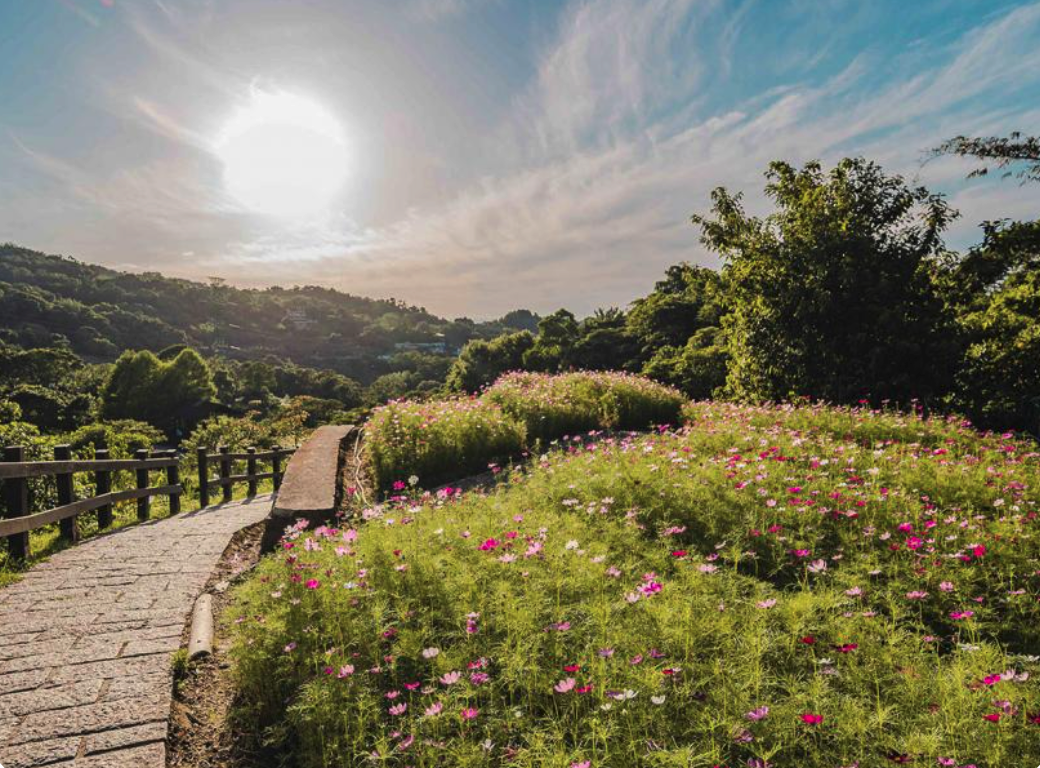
[949,610,975,620]
[906,591,929,600]
[571,762,591,768]
[757,599,777,609]
[440,671,461,685]
[460,707,479,720]
[554,677,576,693]
[337,665,354,678]
[939,581,955,592]
[800,712,824,725]
[389,702,407,716]
[478,538,500,551]
[469,672,490,685]
[305,579,321,590]
[424,701,443,717]
[746,706,769,721]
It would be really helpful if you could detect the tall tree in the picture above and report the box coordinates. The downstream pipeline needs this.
[693,158,959,405]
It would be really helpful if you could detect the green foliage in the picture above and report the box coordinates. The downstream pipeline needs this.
[693,158,959,406]
[447,331,535,393]
[230,402,1040,768]
[365,397,525,490]
[484,370,685,444]
[522,310,579,372]
[641,326,728,399]
[101,348,216,437]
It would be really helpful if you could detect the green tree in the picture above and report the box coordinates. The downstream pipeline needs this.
[950,220,1040,430]
[447,331,535,393]
[626,265,724,356]
[693,158,959,405]
[522,310,579,372]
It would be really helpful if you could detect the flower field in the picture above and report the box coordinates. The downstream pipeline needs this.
[365,371,685,490]
[483,371,685,444]
[230,400,1040,768]
[364,397,526,491]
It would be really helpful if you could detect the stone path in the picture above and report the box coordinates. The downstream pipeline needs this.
[0,496,274,768]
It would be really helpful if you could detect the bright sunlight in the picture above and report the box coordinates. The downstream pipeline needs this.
[215,89,348,218]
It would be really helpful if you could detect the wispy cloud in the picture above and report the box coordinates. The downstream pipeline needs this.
[223,0,1040,317]
[406,0,498,21]
[8,0,1040,318]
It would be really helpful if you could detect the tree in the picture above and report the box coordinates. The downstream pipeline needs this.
[100,348,216,437]
[693,158,959,405]
[522,310,579,372]
[950,220,1040,430]
[933,132,1040,184]
[626,264,724,359]
[446,331,534,393]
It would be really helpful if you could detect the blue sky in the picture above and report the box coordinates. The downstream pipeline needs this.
[1,0,1038,317]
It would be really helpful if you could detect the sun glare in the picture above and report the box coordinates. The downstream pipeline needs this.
[215,89,348,218]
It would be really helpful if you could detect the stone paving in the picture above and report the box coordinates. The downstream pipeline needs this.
[0,496,274,768]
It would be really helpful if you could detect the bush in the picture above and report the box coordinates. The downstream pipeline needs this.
[365,397,525,491]
[484,371,684,443]
[230,402,1040,768]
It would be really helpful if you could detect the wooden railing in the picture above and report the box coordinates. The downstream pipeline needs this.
[1,444,296,561]
[0,445,181,560]
[196,445,294,509]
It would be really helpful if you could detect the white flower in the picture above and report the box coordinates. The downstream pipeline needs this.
[408,475,419,487]
[422,647,440,659]
[651,695,666,705]
[565,540,580,550]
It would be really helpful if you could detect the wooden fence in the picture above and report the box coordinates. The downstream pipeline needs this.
[196,445,294,508]
[0,444,294,561]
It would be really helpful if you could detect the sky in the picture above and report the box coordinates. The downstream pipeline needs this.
[1,0,1038,319]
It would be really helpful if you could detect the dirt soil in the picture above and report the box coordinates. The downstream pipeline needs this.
[166,521,276,768]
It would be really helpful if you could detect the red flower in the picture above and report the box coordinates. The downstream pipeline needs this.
[982,713,1002,722]
[799,635,816,645]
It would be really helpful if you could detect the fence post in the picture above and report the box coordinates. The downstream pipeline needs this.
[95,448,112,529]
[166,450,181,515]
[247,447,258,497]
[220,445,232,503]
[197,447,210,509]
[272,445,283,491]
[135,448,150,521]
[2,446,29,560]
[54,444,78,543]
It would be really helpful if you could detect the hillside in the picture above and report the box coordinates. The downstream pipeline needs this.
[0,244,537,383]
[231,391,1040,767]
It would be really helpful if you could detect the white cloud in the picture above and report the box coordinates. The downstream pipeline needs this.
[255,0,1040,317]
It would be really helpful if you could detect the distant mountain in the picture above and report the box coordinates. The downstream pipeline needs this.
[0,244,532,383]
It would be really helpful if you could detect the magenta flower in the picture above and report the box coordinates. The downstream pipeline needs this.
[460,707,479,720]
[305,579,321,590]
[800,712,824,725]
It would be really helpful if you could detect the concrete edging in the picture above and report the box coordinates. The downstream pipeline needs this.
[271,424,354,522]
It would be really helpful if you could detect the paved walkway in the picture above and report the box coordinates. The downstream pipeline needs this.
[0,496,274,768]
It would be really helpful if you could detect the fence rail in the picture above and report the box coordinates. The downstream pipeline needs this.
[1,443,295,561]
[196,445,294,509]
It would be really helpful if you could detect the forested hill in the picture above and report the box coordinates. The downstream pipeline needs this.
[0,244,535,381]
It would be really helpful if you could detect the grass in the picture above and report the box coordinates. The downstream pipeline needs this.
[365,372,685,491]
[229,400,1040,768]
[485,371,685,444]
[364,396,526,492]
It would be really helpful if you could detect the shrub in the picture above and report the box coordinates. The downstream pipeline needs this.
[230,402,1040,768]
[365,397,525,490]
[484,370,684,443]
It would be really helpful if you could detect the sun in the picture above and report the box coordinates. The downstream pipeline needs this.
[215,89,348,218]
